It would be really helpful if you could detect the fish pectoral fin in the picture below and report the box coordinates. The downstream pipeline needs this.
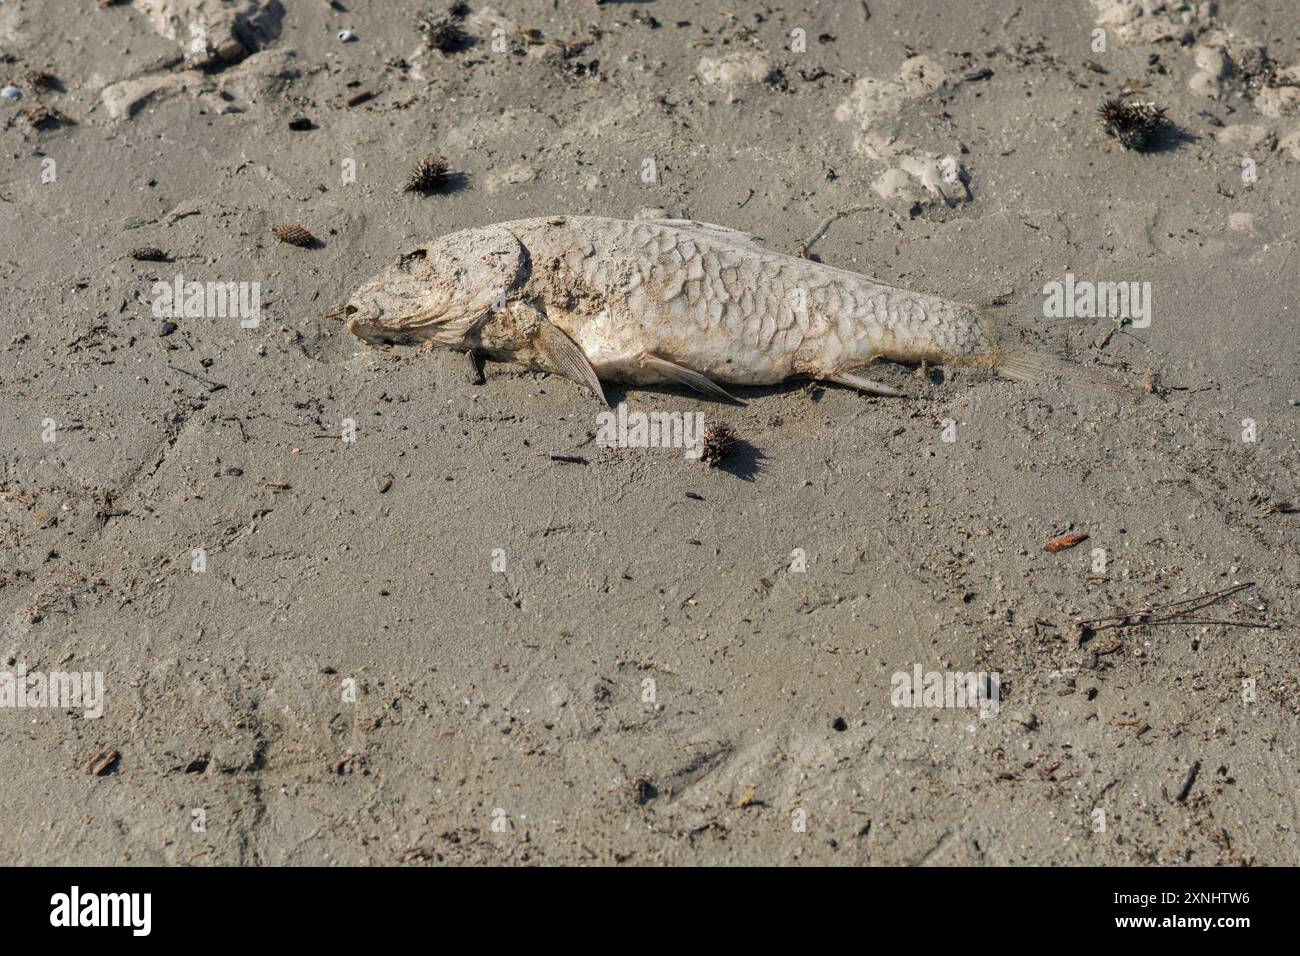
[828,371,909,398]
[640,353,746,405]
[535,321,607,405]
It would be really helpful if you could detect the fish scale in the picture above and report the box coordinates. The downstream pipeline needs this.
[512,215,989,384]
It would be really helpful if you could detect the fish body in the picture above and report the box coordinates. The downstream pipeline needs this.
[343,216,1097,401]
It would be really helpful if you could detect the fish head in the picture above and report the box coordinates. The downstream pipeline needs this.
[343,225,528,348]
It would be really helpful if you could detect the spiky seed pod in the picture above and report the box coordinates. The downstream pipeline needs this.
[272,224,316,247]
[24,70,55,92]
[1230,46,1277,95]
[417,12,471,54]
[1099,96,1168,152]
[20,104,60,129]
[403,153,452,194]
[700,424,738,468]
[130,246,169,262]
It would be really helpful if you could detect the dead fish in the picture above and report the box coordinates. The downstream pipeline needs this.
[340,216,1126,403]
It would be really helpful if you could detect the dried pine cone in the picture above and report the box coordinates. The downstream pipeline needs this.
[417,10,471,54]
[700,424,738,468]
[24,70,56,92]
[272,224,316,247]
[21,104,65,129]
[403,153,452,194]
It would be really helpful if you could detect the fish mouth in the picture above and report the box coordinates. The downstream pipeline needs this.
[341,294,415,345]
[346,311,436,347]
[346,312,401,345]
[341,289,475,347]
[323,303,358,320]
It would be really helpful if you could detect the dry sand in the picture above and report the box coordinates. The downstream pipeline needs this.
[0,0,1296,865]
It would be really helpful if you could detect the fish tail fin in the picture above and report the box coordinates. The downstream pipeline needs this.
[978,305,1141,399]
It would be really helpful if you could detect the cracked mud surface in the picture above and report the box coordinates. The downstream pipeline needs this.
[0,0,1296,864]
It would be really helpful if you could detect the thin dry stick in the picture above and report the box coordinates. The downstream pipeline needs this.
[800,205,873,259]
[1076,582,1275,633]
[1141,618,1279,629]
[1079,582,1254,624]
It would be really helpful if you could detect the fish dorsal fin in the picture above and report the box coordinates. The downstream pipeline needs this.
[646,219,770,254]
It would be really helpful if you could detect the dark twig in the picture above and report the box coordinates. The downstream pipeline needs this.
[1175,761,1201,803]
[465,350,485,385]
[167,364,226,392]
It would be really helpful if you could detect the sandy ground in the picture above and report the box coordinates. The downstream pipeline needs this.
[0,0,1296,865]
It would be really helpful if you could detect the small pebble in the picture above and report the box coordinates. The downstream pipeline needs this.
[0,85,21,100]
[159,320,178,336]
[337,29,355,42]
